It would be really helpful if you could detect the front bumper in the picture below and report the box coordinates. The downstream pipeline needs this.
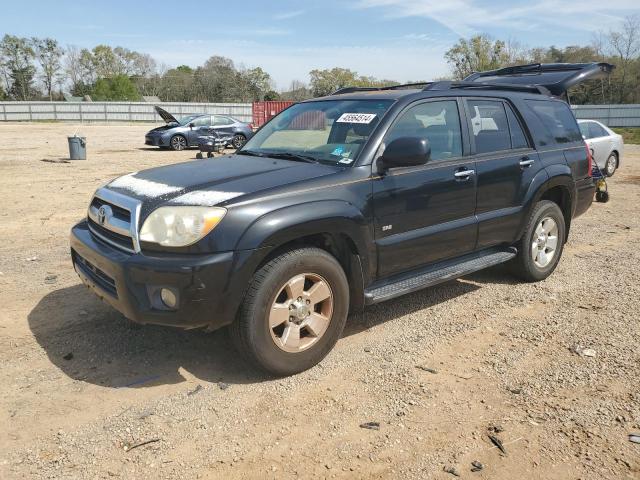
[145,135,167,147]
[70,221,237,329]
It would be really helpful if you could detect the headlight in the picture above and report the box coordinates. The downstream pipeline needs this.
[139,206,226,247]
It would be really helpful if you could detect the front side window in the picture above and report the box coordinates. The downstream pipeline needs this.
[240,99,394,165]
[526,100,582,144]
[384,100,462,161]
[192,116,211,127]
[579,122,591,139]
[466,99,511,154]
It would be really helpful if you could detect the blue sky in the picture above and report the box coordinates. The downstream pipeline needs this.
[2,0,637,89]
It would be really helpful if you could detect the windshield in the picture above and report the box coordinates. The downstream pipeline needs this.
[240,99,394,165]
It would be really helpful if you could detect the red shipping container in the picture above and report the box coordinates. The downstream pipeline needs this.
[252,101,294,129]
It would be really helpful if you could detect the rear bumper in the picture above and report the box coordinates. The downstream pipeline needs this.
[573,177,596,218]
[70,221,238,329]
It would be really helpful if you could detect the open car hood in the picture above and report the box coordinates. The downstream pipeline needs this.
[154,105,179,124]
[464,62,615,97]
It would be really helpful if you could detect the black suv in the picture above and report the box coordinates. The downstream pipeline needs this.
[71,63,612,376]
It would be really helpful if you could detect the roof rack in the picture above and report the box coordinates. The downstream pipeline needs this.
[331,82,433,95]
[424,81,552,96]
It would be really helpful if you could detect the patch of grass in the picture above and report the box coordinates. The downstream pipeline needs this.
[612,127,640,145]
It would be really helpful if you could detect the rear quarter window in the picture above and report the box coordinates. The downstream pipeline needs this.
[526,100,582,144]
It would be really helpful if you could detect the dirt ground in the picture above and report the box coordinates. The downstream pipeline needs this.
[0,123,639,480]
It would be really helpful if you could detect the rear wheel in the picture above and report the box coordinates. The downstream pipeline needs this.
[230,247,349,376]
[510,200,566,282]
[170,135,187,151]
[231,134,246,149]
[605,153,618,177]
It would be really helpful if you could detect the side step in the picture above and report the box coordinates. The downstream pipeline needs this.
[364,247,517,305]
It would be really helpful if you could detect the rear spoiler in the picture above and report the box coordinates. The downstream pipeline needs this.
[464,62,615,97]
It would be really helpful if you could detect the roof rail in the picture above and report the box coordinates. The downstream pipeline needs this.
[424,81,551,96]
[330,82,433,95]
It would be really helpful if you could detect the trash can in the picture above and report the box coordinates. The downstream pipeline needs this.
[68,136,87,160]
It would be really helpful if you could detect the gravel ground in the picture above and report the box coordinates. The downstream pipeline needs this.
[0,123,639,480]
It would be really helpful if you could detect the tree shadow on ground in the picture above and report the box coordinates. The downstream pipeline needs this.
[29,274,490,389]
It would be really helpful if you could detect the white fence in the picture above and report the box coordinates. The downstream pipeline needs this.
[0,102,253,123]
[572,104,640,127]
[1,101,639,128]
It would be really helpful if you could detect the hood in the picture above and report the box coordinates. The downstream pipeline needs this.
[464,62,615,97]
[105,155,341,213]
[154,105,179,124]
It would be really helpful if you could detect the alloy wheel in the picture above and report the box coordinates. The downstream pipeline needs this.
[531,216,559,268]
[171,136,186,151]
[268,273,334,353]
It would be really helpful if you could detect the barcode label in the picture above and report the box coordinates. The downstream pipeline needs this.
[336,113,377,124]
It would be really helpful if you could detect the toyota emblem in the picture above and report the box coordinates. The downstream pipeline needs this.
[97,205,112,225]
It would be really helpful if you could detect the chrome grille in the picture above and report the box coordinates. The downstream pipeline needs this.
[87,188,142,253]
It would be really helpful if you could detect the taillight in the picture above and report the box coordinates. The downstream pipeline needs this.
[585,141,593,177]
[248,123,254,130]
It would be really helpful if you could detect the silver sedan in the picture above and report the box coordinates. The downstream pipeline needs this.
[578,119,624,177]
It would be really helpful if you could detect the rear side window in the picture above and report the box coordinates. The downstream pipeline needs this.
[505,104,529,149]
[589,122,608,138]
[466,99,511,154]
[527,100,582,144]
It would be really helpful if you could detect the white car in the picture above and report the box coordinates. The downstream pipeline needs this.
[578,119,624,177]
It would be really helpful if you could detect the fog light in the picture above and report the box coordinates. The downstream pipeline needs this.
[160,288,177,309]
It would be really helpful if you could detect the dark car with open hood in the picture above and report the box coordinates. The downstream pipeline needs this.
[71,62,612,376]
[145,106,254,150]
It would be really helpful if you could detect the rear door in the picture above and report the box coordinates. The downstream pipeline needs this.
[583,121,612,169]
[372,98,477,278]
[212,115,236,136]
[463,97,542,249]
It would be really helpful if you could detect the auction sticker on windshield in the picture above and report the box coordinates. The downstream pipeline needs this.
[336,113,377,124]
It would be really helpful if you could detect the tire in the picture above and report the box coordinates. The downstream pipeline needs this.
[229,247,349,376]
[170,135,187,151]
[595,190,609,203]
[604,153,618,177]
[231,134,246,149]
[510,200,566,282]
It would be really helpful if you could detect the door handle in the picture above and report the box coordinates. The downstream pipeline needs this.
[454,169,475,179]
[519,157,535,167]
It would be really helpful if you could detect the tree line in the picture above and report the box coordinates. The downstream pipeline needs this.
[0,15,638,104]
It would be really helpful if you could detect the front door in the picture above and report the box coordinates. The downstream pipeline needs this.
[187,115,213,144]
[372,99,477,278]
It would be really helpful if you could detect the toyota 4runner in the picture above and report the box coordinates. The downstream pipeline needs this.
[71,62,613,376]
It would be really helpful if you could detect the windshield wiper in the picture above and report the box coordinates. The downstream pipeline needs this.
[236,149,266,157]
[266,152,319,163]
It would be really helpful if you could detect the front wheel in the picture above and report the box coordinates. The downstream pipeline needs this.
[229,247,349,376]
[510,200,566,282]
[170,135,187,151]
[231,134,246,149]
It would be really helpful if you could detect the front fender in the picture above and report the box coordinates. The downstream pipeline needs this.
[235,200,372,261]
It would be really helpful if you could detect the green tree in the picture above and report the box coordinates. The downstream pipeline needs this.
[0,34,36,100]
[33,37,63,100]
[309,67,359,96]
[444,34,508,80]
[91,74,140,100]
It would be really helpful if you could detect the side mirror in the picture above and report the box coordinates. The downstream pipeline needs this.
[188,122,195,129]
[378,137,430,173]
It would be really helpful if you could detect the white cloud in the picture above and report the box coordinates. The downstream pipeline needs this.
[357,0,637,37]
[273,10,305,20]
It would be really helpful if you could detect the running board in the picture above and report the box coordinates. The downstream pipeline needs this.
[364,247,517,305]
